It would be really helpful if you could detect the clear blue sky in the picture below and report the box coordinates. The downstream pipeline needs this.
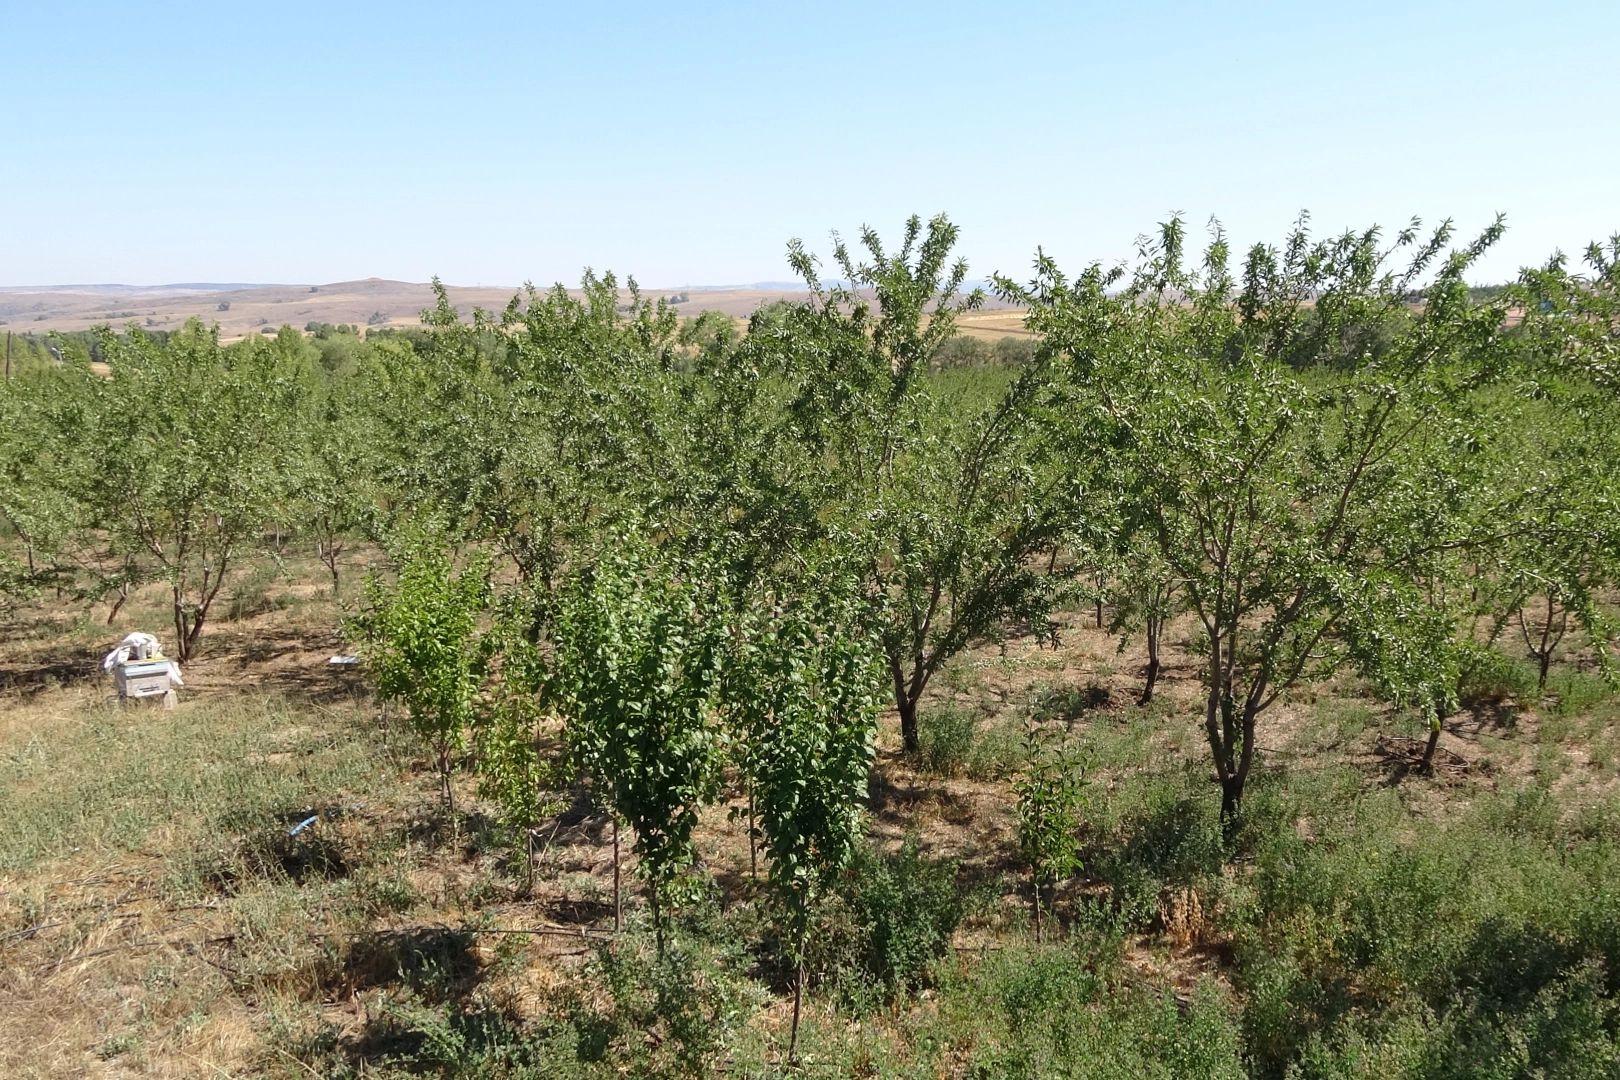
[3,1,1615,288]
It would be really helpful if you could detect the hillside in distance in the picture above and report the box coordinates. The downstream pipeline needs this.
[0,278,1030,342]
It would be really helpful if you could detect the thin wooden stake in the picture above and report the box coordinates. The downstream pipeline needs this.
[613,817,622,932]
[1033,868,1043,943]
[789,936,806,1061]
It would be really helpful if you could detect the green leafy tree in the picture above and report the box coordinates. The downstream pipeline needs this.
[1345,543,1478,771]
[294,343,384,595]
[1493,238,1620,688]
[84,321,306,660]
[1519,234,1620,389]
[0,351,101,612]
[371,277,682,590]
[1104,537,1182,705]
[745,215,1072,753]
[552,530,726,952]
[1014,215,1514,820]
[474,594,571,886]
[676,309,739,355]
[1482,401,1620,691]
[354,537,491,813]
[724,581,884,1058]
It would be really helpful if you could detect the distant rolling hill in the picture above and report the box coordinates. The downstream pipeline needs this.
[0,278,1026,341]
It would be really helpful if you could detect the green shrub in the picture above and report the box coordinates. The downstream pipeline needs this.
[1547,667,1615,717]
[967,719,1025,780]
[1086,774,1227,934]
[930,335,993,369]
[1031,681,1111,725]
[915,703,978,776]
[993,335,1035,366]
[354,997,582,1079]
[930,947,1244,1080]
[1456,646,1536,710]
[813,836,963,1007]
[1227,772,1620,1079]
[587,937,759,1078]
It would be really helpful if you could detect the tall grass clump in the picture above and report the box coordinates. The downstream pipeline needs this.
[913,702,977,776]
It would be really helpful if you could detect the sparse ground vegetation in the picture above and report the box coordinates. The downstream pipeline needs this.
[3,216,1620,1078]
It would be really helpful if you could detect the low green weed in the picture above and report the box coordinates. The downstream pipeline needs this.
[813,836,964,1009]
[966,718,1024,780]
[914,703,977,776]
[928,946,1244,1080]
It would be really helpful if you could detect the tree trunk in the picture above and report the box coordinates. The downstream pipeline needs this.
[890,650,933,755]
[1219,776,1242,821]
[749,789,758,880]
[172,589,191,662]
[1203,647,1231,795]
[320,537,341,595]
[185,610,205,660]
[1420,714,1443,774]
[439,742,455,816]
[897,693,920,755]
[1219,697,1259,826]
[107,582,129,625]
[1032,868,1043,943]
[1138,616,1162,706]
[1206,657,1254,827]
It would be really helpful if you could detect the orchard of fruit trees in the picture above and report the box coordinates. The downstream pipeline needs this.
[5,213,1620,1069]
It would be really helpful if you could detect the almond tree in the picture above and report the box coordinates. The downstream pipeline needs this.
[0,351,99,611]
[297,357,380,596]
[1012,215,1514,820]
[370,277,682,590]
[354,537,491,813]
[744,215,1073,753]
[1014,732,1087,941]
[1104,539,1181,706]
[87,321,306,660]
[1492,237,1620,688]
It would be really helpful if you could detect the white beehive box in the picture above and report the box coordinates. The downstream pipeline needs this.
[115,658,175,699]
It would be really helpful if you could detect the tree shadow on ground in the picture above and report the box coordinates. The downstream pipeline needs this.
[863,755,931,826]
[335,926,483,1002]
[1031,681,1113,730]
[0,642,107,695]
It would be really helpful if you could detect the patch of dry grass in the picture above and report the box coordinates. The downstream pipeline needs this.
[4,581,1620,1076]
